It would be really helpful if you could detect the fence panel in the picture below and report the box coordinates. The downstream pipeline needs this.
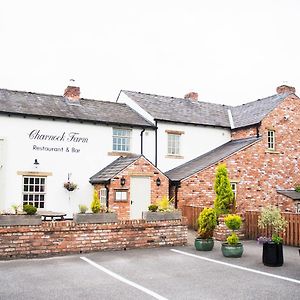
[245,211,300,247]
[182,205,204,230]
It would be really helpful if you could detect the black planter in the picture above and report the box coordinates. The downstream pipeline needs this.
[262,242,283,267]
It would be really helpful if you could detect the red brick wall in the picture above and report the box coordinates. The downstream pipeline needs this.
[95,156,169,220]
[0,220,187,260]
[177,95,300,213]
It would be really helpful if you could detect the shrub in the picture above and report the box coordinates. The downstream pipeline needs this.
[23,204,37,215]
[11,204,20,215]
[157,195,174,212]
[78,204,88,214]
[91,190,101,213]
[197,207,217,239]
[227,232,239,245]
[295,184,300,193]
[213,164,234,216]
[224,214,242,231]
[258,205,287,243]
[148,204,158,212]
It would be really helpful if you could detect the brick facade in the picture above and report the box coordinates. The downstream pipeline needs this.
[0,220,187,260]
[94,156,169,220]
[176,94,300,213]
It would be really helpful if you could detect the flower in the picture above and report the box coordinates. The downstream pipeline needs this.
[63,181,78,191]
[257,236,272,244]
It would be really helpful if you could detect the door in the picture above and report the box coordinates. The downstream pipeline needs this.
[130,176,151,219]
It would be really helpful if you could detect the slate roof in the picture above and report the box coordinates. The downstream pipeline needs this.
[122,90,293,129]
[277,190,300,200]
[122,90,231,127]
[165,137,261,181]
[0,89,153,128]
[90,155,141,184]
[230,93,289,128]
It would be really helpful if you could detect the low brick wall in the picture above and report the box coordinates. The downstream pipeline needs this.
[0,219,187,260]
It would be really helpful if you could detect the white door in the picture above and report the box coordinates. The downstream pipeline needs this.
[130,176,151,219]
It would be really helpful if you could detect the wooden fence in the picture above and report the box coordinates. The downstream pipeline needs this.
[245,211,300,247]
[182,205,204,230]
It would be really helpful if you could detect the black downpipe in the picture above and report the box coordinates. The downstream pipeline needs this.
[174,182,180,209]
[140,128,145,155]
[105,183,110,209]
[256,125,260,138]
[155,120,158,167]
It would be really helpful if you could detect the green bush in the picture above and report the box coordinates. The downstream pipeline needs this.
[23,204,37,215]
[295,185,300,193]
[91,190,101,213]
[197,207,217,239]
[224,214,242,231]
[156,195,174,212]
[213,164,234,216]
[148,204,158,212]
[227,233,239,245]
[78,204,88,214]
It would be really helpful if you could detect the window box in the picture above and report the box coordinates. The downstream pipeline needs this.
[142,211,182,221]
[0,214,42,226]
[73,212,117,224]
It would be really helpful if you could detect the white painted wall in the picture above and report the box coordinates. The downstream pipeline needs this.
[0,115,150,217]
[157,122,231,171]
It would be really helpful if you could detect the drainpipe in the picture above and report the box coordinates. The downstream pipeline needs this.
[105,182,110,209]
[140,128,145,155]
[155,120,158,167]
[174,181,180,209]
[256,124,260,138]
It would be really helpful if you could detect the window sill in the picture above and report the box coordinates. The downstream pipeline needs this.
[165,155,184,159]
[265,150,280,154]
[108,151,135,157]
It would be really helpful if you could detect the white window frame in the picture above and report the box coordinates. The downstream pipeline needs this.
[267,130,275,150]
[100,188,107,207]
[22,176,46,208]
[230,182,237,200]
[115,190,127,201]
[112,128,131,152]
[167,133,180,155]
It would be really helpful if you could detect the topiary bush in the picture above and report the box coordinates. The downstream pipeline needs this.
[78,204,88,214]
[213,164,235,216]
[197,207,217,239]
[23,204,37,215]
[91,190,101,213]
[148,204,158,212]
[224,214,242,245]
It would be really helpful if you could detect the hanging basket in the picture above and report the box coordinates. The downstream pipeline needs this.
[64,182,78,191]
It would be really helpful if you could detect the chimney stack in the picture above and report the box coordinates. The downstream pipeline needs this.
[64,79,80,103]
[184,91,198,101]
[276,85,296,95]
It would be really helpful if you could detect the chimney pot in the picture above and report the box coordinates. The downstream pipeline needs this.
[276,85,296,95]
[64,80,80,102]
[184,92,198,101]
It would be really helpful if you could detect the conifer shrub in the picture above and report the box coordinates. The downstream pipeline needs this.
[91,190,101,213]
[197,207,217,239]
[23,204,37,215]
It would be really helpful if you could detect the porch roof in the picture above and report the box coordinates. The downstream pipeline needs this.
[277,190,300,200]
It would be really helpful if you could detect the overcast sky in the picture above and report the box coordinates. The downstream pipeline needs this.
[0,0,299,105]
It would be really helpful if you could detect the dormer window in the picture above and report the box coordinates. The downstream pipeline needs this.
[267,130,275,150]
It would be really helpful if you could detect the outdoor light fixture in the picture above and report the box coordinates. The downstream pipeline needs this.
[120,176,126,186]
[33,159,39,168]
[156,177,161,186]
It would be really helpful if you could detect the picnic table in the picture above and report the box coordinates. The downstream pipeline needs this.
[40,211,66,221]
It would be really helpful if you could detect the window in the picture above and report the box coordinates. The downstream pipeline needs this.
[231,182,237,199]
[22,176,46,208]
[112,128,131,152]
[168,133,180,155]
[267,130,275,150]
[100,188,107,207]
[115,190,127,201]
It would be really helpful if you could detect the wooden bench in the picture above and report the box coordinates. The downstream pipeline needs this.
[40,211,66,221]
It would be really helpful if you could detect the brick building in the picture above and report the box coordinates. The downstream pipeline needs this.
[166,85,300,214]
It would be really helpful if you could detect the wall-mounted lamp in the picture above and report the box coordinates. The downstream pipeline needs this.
[34,159,39,168]
[156,177,161,186]
[120,176,126,186]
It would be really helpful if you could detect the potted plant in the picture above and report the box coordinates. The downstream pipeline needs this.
[73,190,117,224]
[258,205,288,267]
[142,196,182,221]
[194,207,217,251]
[221,214,243,258]
[64,181,78,191]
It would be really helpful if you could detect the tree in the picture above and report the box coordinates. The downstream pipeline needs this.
[213,164,234,216]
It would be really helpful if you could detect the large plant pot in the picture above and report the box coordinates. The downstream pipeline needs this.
[195,238,214,251]
[0,214,42,226]
[73,213,117,224]
[262,242,283,267]
[221,243,243,258]
[142,211,182,221]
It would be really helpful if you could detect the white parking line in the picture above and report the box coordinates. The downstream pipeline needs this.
[170,249,300,285]
[80,256,168,300]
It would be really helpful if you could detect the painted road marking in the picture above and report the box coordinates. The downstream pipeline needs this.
[80,256,168,300]
[170,249,300,285]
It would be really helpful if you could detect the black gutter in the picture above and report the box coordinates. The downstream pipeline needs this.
[140,128,145,155]
[155,120,158,167]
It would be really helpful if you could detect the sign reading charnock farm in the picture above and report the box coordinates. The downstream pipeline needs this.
[28,129,89,154]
